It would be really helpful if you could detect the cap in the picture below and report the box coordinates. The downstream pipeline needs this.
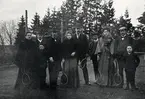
[119,27,126,31]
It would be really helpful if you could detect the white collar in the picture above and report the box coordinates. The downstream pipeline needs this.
[38,39,42,43]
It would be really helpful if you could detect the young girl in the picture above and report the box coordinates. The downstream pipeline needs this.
[124,45,140,91]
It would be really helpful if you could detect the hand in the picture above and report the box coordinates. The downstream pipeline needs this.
[39,45,44,50]
[49,57,54,62]
[97,55,100,61]
[62,59,65,63]
[86,54,89,57]
[71,52,76,56]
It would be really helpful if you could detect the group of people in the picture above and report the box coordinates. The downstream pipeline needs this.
[14,24,140,91]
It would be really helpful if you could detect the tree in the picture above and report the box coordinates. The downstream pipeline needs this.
[138,12,145,25]
[100,0,115,26]
[31,13,41,35]
[41,8,51,35]
[80,0,102,35]
[60,0,82,32]
[49,8,61,33]
[15,16,25,46]
[124,9,129,18]
[0,20,17,45]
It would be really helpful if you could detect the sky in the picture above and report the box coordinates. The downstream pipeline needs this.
[0,0,145,26]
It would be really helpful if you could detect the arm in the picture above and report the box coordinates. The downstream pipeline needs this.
[135,55,140,67]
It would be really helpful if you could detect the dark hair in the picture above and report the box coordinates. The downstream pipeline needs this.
[102,27,111,32]
[25,32,32,36]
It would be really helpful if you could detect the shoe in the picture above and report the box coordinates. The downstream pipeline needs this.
[85,82,91,85]
[124,86,129,90]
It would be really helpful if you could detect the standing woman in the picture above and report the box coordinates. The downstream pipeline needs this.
[96,28,115,87]
[62,31,80,88]
[15,32,40,90]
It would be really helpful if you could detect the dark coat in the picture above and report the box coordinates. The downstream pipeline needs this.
[114,36,133,59]
[14,39,40,89]
[46,37,62,61]
[88,40,98,56]
[62,38,77,58]
[74,33,89,57]
[124,52,140,71]
[35,39,48,66]
[15,39,39,69]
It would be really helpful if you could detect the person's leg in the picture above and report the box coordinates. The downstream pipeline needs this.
[117,60,124,88]
[130,71,137,90]
[124,70,129,90]
[39,61,48,89]
[91,54,99,80]
[80,56,89,85]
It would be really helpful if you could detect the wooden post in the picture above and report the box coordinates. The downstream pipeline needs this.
[25,10,28,34]
[60,19,63,43]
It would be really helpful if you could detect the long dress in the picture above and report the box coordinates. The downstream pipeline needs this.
[14,39,40,90]
[62,38,80,88]
[96,36,115,86]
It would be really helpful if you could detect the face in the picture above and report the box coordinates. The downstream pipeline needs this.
[92,35,98,41]
[51,32,57,38]
[120,30,126,36]
[103,30,109,36]
[37,34,43,40]
[66,33,72,40]
[75,27,83,34]
[25,33,32,40]
[127,46,133,53]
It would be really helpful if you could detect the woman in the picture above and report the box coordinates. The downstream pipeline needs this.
[96,28,115,87]
[62,31,80,88]
[15,32,40,90]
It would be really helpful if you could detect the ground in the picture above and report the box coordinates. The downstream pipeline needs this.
[0,57,145,99]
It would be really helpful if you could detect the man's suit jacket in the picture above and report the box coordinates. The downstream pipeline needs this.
[46,37,62,61]
[74,33,89,57]
[114,35,133,58]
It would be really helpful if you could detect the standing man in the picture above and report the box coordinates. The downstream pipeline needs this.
[47,32,62,89]
[88,34,99,82]
[74,24,90,85]
[114,27,133,88]
[36,33,48,90]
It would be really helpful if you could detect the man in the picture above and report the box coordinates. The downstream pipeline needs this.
[114,26,133,88]
[36,33,48,89]
[74,24,90,85]
[47,32,62,89]
[88,34,99,82]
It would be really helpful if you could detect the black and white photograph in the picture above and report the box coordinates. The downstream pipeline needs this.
[0,0,145,99]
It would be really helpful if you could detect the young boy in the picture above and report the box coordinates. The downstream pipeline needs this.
[124,45,140,91]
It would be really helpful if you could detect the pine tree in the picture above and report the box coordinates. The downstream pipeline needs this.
[138,12,145,25]
[100,0,115,26]
[124,9,129,18]
[15,15,25,46]
[41,8,51,35]
[81,0,102,35]
[31,12,41,35]
[60,0,81,32]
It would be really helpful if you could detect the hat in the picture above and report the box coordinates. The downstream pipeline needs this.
[73,23,83,29]
[119,27,126,31]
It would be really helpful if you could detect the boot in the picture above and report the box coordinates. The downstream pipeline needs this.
[131,82,138,91]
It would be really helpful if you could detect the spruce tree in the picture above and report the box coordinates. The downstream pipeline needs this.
[31,12,41,35]
[15,15,25,46]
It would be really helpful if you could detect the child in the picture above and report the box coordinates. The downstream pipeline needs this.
[124,45,140,91]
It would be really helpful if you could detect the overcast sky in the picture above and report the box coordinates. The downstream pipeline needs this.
[0,0,145,26]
